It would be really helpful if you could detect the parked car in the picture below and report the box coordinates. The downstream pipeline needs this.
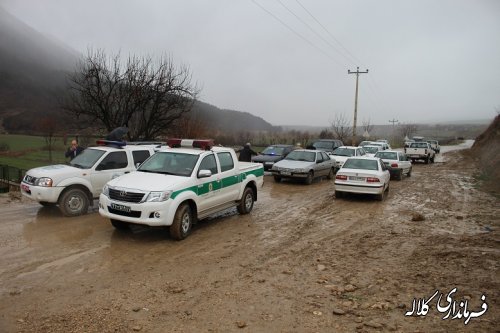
[374,150,412,180]
[405,141,435,164]
[363,145,383,157]
[368,141,390,151]
[271,149,336,184]
[308,139,344,154]
[358,140,373,147]
[331,146,366,171]
[334,157,390,201]
[427,140,440,153]
[251,144,295,171]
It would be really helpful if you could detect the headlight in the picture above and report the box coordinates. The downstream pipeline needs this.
[102,184,109,197]
[35,177,53,187]
[146,191,172,202]
[295,168,307,173]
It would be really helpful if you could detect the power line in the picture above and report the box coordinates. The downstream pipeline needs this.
[294,0,365,67]
[250,0,345,68]
[275,0,357,67]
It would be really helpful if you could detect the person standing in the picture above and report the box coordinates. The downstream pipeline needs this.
[238,143,258,162]
[65,139,84,160]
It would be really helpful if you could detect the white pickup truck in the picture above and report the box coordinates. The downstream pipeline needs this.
[404,141,435,164]
[98,145,264,240]
[21,143,157,216]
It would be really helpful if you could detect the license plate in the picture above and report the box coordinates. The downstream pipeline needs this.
[110,203,131,212]
[21,184,30,192]
[281,171,291,176]
[350,176,365,181]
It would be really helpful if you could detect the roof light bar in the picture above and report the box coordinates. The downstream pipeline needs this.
[167,139,214,150]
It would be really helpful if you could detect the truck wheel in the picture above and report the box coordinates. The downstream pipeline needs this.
[170,203,192,240]
[237,187,254,214]
[58,188,89,217]
[305,171,314,185]
[396,170,403,181]
[273,175,282,183]
[111,219,130,230]
[335,190,343,198]
[431,156,435,163]
[327,168,334,180]
[425,156,430,164]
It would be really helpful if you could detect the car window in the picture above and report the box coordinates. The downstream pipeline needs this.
[316,153,323,162]
[375,152,398,160]
[199,154,218,174]
[343,159,379,171]
[132,150,151,165]
[217,152,234,172]
[357,148,366,156]
[321,152,329,161]
[97,151,128,170]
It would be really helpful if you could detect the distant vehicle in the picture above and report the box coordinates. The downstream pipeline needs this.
[368,141,391,150]
[252,144,295,171]
[376,139,389,144]
[412,136,425,142]
[271,149,336,184]
[405,141,435,164]
[334,157,391,201]
[374,150,412,180]
[363,145,383,157]
[427,140,440,153]
[358,141,373,147]
[309,139,344,154]
[404,140,415,148]
[331,146,366,171]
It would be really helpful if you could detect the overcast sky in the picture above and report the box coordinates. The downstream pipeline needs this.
[2,0,499,126]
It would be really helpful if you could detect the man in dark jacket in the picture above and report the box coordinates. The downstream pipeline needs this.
[65,139,84,160]
[238,143,258,162]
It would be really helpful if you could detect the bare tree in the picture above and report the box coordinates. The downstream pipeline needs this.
[171,111,207,139]
[330,113,352,143]
[64,49,199,140]
[398,123,418,139]
[362,118,374,137]
[39,117,58,163]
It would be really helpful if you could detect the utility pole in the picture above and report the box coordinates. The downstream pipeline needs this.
[389,118,398,145]
[348,67,369,146]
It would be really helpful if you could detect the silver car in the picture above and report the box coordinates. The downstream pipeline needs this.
[271,149,336,184]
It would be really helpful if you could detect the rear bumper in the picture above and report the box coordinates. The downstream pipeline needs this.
[271,170,308,179]
[334,182,384,195]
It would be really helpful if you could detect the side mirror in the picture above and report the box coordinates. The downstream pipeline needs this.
[198,169,212,178]
[135,162,141,169]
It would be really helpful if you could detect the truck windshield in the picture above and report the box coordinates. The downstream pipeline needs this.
[70,149,105,169]
[138,152,199,177]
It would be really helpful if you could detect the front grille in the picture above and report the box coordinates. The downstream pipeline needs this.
[108,207,141,218]
[109,188,145,203]
[23,175,36,185]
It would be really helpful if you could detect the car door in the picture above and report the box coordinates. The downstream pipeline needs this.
[90,151,130,197]
[216,151,240,203]
[398,153,411,173]
[195,154,222,213]
[379,160,390,186]
[315,152,329,176]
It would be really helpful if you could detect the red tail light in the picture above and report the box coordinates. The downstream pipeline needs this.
[336,175,348,180]
[366,177,380,183]
[391,163,398,167]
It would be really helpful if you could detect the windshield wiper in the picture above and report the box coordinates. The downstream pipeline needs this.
[71,163,84,169]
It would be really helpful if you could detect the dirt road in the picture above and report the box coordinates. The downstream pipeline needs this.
[0,143,498,332]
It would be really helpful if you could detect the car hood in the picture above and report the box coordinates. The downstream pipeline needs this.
[24,164,84,184]
[332,155,350,163]
[106,171,191,192]
[252,155,283,163]
[273,160,314,169]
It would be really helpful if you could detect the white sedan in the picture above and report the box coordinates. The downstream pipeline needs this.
[334,157,390,201]
[374,150,412,180]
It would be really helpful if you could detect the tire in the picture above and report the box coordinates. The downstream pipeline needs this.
[170,203,193,240]
[273,175,282,183]
[305,171,314,185]
[237,187,255,214]
[39,201,56,207]
[111,219,130,230]
[58,188,89,217]
[327,168,334,180]
[425,156,430,164]
[335,190,343,198]
[396,170,403,181]
[431,156,435,163]
[407,167,412,177]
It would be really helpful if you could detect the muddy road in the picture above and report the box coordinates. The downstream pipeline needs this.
[0,142,498,332]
